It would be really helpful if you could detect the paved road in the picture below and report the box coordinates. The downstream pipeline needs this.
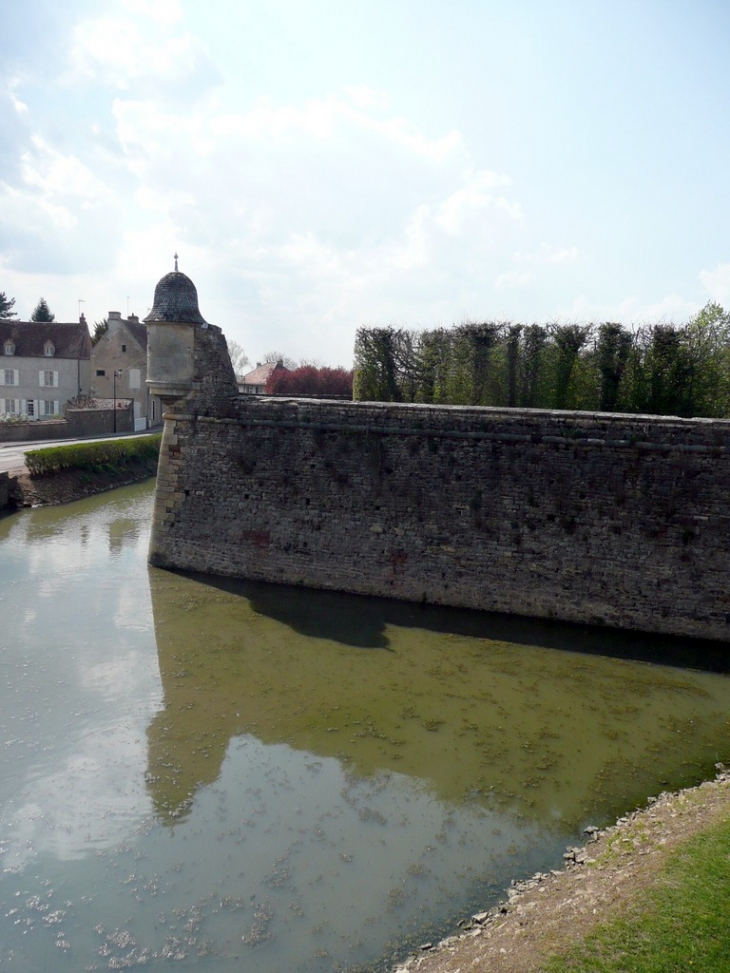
[0,442,30,475]
[0,432,150,475]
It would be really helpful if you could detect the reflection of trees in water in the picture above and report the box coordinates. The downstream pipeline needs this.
[146,567,730,829]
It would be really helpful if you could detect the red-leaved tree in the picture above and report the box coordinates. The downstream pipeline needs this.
[266,366,353,398]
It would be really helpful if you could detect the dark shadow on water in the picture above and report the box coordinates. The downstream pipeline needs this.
[177,569,730,673]
[147,566,730,830]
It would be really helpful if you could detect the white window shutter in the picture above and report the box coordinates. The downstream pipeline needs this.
[14,369,19,386]
[39,370,45,388]
[53,372,59,388]
[0,399,4,413]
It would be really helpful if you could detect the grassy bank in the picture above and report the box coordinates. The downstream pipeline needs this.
[25,434,161,476]
[544,815,730,973]
[10,434,162,508]
[398,772,730,973]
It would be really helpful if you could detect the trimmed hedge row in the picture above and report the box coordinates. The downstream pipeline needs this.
[25,435,162,476]
[353,302,730,418]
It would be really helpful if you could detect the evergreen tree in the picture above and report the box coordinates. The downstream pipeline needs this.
[31,298,55,322]
[91,319,108,346]
[0,291,16,319]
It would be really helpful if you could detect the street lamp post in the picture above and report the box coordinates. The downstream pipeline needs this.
[113,369,122,433]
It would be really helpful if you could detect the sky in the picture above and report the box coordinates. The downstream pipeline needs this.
[2,0,730,367]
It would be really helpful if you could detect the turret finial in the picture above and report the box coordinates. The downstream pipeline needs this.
[174,251,179,272]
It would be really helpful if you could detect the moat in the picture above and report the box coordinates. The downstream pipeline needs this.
[1,481,729,972]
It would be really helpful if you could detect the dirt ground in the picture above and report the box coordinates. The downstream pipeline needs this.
[8,460,158,508]
[393,767,730,973]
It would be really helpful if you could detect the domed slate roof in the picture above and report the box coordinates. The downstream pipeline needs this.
[144,267,208,325]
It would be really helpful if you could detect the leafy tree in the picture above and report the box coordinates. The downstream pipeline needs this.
[91,319,108,346]
[519,325,549,407]
[352,311,730,418]
[551,324,590,410]
[266,366,353,398]
[596,323,633,412]
[31,297,55,322]
[416,328,451,403]
[353,327,413,402]
[505,324,522,407]
[0,291,16,319]
[683,302,730,417]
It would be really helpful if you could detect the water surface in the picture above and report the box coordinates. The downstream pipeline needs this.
[1,483,729,972]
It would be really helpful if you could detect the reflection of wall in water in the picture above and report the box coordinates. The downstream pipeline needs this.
[146,567,730,828]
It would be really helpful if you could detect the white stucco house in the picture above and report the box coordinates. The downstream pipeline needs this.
[0,318,92,419]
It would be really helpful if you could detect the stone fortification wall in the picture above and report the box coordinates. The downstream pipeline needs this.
[149,398,730,641]
[0,471,10,511]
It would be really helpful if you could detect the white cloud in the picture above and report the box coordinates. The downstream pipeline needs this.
[0,133,122,278]
[21,136,112,204]
[699,263,730,307]
[343,84,390,111]
[208,91,466,163]
[495,270,533,290]
[67,13,219,97]
[513,245,580,265]
[559,293,697,325]
[435,170,514,236]
[120,0,183,24]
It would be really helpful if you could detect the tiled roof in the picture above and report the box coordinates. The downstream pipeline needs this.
[122,319,149,350]
[0,321,92,359]
[241,361,285,385]
[144,271,207,325]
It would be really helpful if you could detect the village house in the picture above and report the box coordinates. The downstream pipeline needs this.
[0,317,91,419]
[239,360,287,394]
[91,311,162,430]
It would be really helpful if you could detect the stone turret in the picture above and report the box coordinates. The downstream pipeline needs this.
[145,257,238,415]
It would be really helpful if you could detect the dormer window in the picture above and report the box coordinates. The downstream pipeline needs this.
[44,341,55,357]
[4,341,14,356]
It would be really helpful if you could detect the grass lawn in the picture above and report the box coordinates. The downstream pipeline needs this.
[543,816,730,972]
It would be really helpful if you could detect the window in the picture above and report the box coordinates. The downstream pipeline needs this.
[43,400,57,417]
[44,341,55,357]
[39,370,58,388]
[2,398,19,415]
[121,344,127,353]
[26,400,34,417]
[2,369,18,386]
[96,369,106,377]
[3,341,14,356]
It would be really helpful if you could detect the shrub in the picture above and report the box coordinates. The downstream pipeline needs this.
[25,435,161,476]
